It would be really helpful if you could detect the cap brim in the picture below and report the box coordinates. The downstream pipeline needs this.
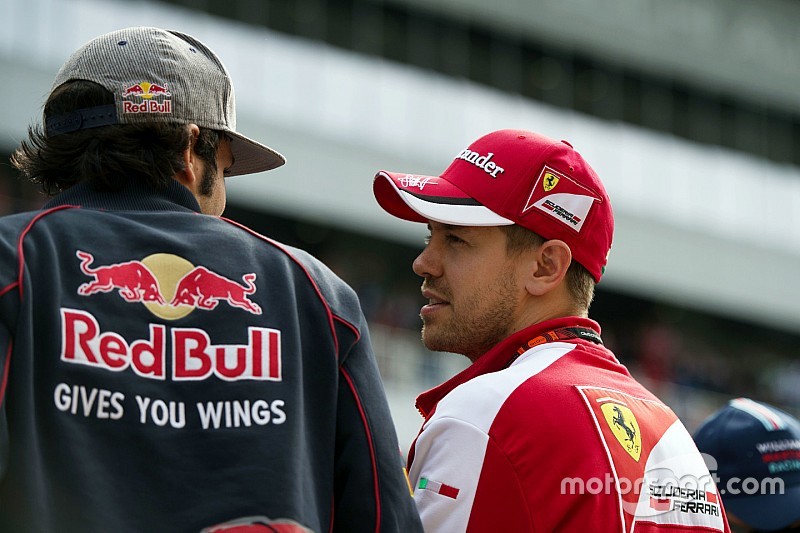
[724,485,800,530]
[373,171,513,226]
[225,132,286,177]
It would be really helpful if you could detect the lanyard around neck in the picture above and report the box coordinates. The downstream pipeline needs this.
[507,326,603,368]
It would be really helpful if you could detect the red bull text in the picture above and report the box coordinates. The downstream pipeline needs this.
[123,100,172,114]
[120,81,172,114]
[61,309,282,381]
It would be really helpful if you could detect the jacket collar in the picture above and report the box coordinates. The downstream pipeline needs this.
[415,316,602,418]
[44,179,202,213]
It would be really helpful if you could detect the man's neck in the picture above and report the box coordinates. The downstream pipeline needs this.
[508,296,586,339]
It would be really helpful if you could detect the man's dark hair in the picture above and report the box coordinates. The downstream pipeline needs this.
[502,224,596,311]
[11,80,221,195]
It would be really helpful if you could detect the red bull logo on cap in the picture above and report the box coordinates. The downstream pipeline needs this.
[121,81,172,114]
[121,81,171,99]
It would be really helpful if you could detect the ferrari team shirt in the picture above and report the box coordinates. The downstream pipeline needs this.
[407,316,730,532]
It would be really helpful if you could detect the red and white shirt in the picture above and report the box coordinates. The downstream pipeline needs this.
[407,317,730,532]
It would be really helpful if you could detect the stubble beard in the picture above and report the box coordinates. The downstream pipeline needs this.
[420,271,518,362]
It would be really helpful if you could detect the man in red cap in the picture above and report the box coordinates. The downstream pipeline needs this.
[373,129,731,532]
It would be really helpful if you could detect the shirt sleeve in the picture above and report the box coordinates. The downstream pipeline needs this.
[0,295,13,482]
[408,416,533,532]
[333,317,423,533]
[0,221,20,485]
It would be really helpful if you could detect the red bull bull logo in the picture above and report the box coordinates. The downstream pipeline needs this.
[121,81,172,114]
[121,83,145,97]
[121,81,171,99]
[76,251,261,318]
[77,251,166,305]
[171,266,261,315]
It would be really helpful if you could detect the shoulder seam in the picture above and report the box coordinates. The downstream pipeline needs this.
[219,217,341,354]
[16,205,77,300]
[0,282,19,298]
[0,340,12,406]
[340,366,381,532]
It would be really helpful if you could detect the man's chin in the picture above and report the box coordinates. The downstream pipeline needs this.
[421,327,445,353]
[422,328,459,355]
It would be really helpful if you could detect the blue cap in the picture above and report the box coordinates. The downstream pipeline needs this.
[693,398,800,531]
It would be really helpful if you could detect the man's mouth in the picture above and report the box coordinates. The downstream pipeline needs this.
[421,288,450,316]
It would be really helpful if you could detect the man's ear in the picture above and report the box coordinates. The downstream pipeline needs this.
[523,239,572,296]
[175,124,201,189]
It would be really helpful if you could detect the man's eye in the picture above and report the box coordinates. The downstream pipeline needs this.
[445,234,465,244]
[424,235,432,245]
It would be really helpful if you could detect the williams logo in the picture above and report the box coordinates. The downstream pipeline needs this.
[602,403,642,461]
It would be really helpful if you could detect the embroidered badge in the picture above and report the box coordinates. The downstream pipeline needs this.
[418,477,460,499]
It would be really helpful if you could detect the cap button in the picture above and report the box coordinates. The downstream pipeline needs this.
[561,139,573,148]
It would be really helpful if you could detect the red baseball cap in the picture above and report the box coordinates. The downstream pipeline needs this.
[373,129,614,282]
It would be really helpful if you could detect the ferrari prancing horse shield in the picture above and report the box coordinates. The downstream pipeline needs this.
[542,171,560,192]
[601,403,642,461]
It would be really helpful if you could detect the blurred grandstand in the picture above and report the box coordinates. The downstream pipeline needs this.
[1,0,798,450]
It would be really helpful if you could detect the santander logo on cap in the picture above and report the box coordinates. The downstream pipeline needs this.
[454,149,505,178]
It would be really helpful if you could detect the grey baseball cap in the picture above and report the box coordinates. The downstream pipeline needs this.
[47,26,285,177]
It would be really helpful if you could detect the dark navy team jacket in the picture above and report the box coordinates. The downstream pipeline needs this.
[0,180,422,533]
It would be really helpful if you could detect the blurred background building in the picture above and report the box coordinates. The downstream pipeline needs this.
[1,0,799,451]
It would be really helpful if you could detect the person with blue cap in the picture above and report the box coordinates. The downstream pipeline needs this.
[694,397,800,532]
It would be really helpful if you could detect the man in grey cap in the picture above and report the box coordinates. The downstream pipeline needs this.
[0,27,422,533]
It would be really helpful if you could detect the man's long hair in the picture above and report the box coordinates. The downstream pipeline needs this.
[11,80,221,195]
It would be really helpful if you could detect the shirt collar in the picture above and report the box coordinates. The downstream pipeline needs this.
[44,179,202,213]
[415,316,602,418]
